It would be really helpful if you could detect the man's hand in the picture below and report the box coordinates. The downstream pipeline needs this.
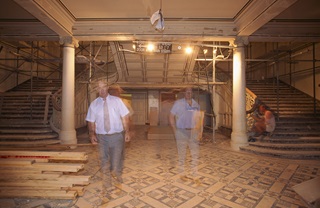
[87,122,97,144]
[90,134,98,144]
[124,131,131,142]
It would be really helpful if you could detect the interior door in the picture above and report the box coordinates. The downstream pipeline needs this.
[131,93,147,125]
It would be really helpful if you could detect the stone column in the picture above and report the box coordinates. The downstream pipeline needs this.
[59,37,78,145]
[230,37,248,150]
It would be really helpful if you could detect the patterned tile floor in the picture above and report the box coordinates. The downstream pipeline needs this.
[1,125,319,208]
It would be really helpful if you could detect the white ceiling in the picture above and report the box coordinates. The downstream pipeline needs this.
[0,0,320,88]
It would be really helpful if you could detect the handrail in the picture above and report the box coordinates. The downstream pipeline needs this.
[51,89,62,111]
[245,88,260,132]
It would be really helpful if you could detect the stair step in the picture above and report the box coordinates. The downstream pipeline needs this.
[275,127,319,132]
[273,131,320,137]
[0,128,53,134]
[0,133,58,140]
[255,94,308,97]
[239,145,320,159]
[258,97,313,100]
[276,114,320,118]
[0,139,60,146]
[262,137,320,143]
[276,111,320,114]
[276,122,320,126]
[0,119,49,124]
[1,106,51,110]
[0,115,48,119]
[0,124,50,128]
[248,141,320,150]
[268,104,317,107]
[1,110,52,113]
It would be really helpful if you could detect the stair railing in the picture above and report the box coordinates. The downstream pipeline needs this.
[246,88,259,132]
[51,89,62,132]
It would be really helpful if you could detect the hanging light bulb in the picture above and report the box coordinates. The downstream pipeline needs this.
[185,47,192,54]
[147,43,155,52]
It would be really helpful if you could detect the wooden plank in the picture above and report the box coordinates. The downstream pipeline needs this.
[59,175,91,182]
[0,173,62,180]
[0,186,60,190]
[0,163,84,173]
[0,169,42,174]
[0,186,85,195]
[0,151,88,161]
[0,146,71,151]
[0,190,77,199]
[0,159,35,166]
[63,187,84,196]
[32,162,84,172]
[0,180,76,188]
[0,150,90,199]
[0,158,48,163]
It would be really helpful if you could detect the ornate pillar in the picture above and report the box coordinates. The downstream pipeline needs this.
[230,37,248,150]
[59,37,79,145]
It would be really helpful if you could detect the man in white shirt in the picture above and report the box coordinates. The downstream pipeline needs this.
[86,80,131,191]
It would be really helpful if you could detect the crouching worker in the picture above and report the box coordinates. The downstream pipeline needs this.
[249,104,276,142]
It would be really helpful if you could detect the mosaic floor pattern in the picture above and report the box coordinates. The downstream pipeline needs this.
[1,125,319,208]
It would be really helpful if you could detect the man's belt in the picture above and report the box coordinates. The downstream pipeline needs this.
[98,132,122,136]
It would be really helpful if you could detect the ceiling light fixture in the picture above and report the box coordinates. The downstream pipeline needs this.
[146,43,155,52]
[185,47,192,54]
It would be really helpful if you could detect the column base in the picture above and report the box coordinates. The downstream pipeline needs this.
[230,131,248,151]
[59,129,77,145]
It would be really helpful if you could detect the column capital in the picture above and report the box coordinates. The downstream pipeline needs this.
[59,36,79,48]
[230,36,249,47]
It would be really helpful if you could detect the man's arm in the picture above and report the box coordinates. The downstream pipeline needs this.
[87,121,98,144]
[264,111,273,124]
[251,114,263,122]
[122,114,131,142]
[169,112,176,132]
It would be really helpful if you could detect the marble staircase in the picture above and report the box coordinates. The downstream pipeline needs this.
[0,79,61,148]
[240,79,320,159]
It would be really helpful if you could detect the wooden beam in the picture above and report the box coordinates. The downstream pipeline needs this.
[0,173,62,180]
[0,151,88,161]
[0,159,35,166]
[235,0,298,36]
[0,151,90,199]
[32,163,84,172]
[0,190,77,199]
[13,0,74,37]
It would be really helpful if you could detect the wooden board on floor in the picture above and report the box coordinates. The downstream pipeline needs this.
[292,176,320,206]
[0,150,90,199]
[147,126,175,140]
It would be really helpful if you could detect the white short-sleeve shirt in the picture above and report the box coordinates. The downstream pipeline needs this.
[86,95,129,134]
